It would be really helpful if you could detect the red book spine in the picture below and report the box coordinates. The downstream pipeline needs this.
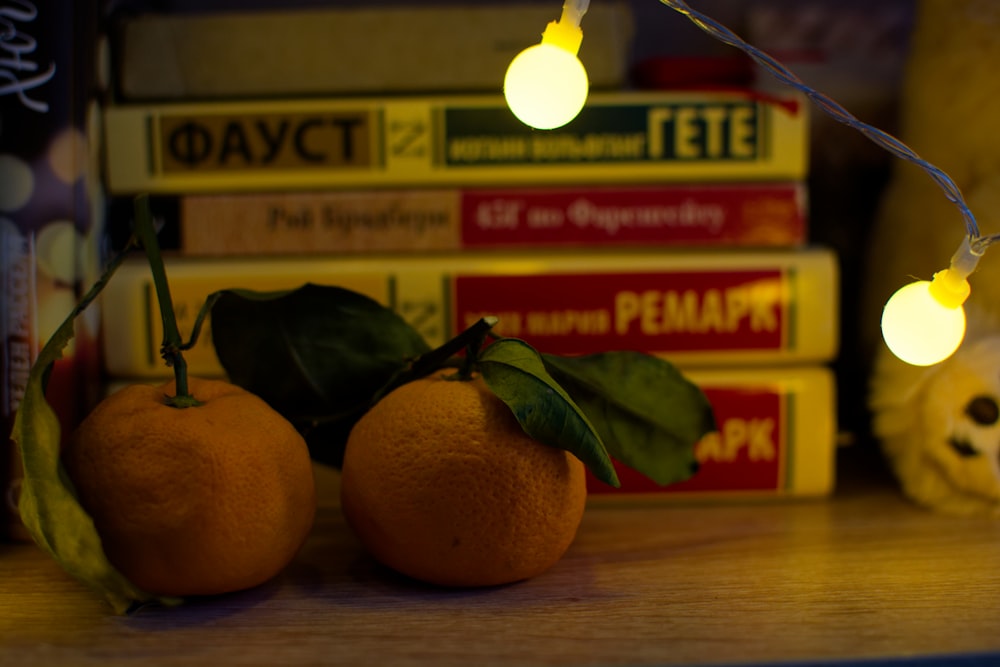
[460,183,806,248]
[587,367,836,499]
[169,182,806,257]
[450,253,837,363]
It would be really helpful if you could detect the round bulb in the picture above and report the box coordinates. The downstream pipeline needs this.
[504,43,589,130]
[881,280,966,366]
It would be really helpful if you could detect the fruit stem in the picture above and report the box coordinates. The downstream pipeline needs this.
[367,316,498,404]
[457,316,497,380]
[415,315,497,381]
[132,195,202,408]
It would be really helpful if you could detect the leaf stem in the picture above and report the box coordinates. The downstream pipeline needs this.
[184,291,224,351]
[132,195,201,408]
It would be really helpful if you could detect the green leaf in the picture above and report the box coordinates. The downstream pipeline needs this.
[478,338,620,488]
[541,351,715,487]
[210,284,431,465]
[12,259,179,615]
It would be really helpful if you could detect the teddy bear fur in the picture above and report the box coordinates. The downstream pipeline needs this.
[863,0,1000,514]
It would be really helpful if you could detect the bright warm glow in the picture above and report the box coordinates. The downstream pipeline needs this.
[881,280,967,366]
[504,43,589,130]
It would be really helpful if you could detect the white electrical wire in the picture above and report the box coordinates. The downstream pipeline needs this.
[658,0,999,268]
[560,0,590,28]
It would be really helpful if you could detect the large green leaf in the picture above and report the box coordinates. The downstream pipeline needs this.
[478,338,619,488]
[12,262,178,615]
[542,351,715,486]
[210,284,431,464]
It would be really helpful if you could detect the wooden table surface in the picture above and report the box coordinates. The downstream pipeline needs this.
[2,448,999,667]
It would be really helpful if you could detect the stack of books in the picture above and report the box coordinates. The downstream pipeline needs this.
[98,3,838,502]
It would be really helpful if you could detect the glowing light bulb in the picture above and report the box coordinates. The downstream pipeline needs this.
[881,269,970,366]
[504,15,589,129]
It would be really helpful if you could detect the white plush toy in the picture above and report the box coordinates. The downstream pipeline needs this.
[864,0,1000,514]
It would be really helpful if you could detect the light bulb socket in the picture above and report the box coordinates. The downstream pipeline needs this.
[949,233,984,277]
[928,268,971,309]
[541,19,583,56]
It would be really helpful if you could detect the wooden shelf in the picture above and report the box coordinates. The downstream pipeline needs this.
[2,447,999,666]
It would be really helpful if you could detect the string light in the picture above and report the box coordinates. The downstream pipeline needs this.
[881,240,977,366]
[503,0,590,130]
[505,0,998,366]
[656,0,1000,366]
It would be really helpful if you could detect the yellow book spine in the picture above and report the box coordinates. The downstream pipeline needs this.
[103,91,809,194]
[100,249,838,379]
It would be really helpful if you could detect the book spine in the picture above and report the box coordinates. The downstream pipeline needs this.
[100,249,838,379]
[173,183,807,256]
[1,226,35,541]
[0,0,102,541]
[116,2,633,101]
[587,366,837,500]
[103,90,809,194]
